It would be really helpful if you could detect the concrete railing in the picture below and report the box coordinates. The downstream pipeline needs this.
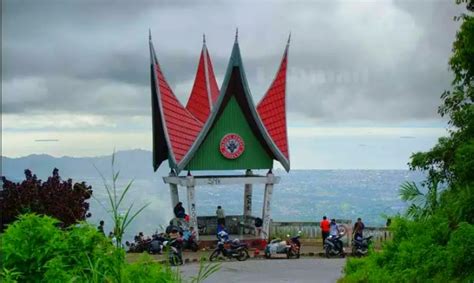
[269,220,353,238]
[197,215,257,235]
[361,227,393,248]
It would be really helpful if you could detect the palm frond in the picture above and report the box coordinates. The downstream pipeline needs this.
[400,181,423,202]
[406,203,422,219]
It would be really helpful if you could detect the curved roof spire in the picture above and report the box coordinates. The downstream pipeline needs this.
[149,36,203,170]
[257,37,291,162]
[185,35,220,123]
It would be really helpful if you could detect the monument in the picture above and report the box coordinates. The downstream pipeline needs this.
[149,30,290,240]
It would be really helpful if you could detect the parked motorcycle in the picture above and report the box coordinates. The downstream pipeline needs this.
[163,238,183,266]
[264,234,301,259]
[352,235,373,257]
[209,239,249,262]
[324,233,346,258]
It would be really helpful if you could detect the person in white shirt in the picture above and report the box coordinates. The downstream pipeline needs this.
[329,219,340,236]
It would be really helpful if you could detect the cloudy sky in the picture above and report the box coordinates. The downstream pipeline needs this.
[1,0,465,169]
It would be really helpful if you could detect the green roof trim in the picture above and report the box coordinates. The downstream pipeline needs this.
[176,40,290,173]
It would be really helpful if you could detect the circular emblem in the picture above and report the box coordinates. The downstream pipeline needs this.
[220,133,245,159]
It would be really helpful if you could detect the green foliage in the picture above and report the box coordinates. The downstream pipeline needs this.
[399,181,439,219]
[341,217,474,283]
[94,151,150,248]
[446,223,474,280]
[1,213,64,280]
[0,268,22,283]
[122,254,178,282]
[0,214,177,282]
[342,2,474,282]
[410,0,473,189]
[440,184,474,224]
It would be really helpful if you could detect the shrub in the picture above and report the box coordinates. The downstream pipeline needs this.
[0,214,177,282]
[1,168,92,231]
[341,217,474,283]
[122,254,177,283]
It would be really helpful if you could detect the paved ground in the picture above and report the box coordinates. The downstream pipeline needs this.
[178,258,346,283]
[126,243,330,263]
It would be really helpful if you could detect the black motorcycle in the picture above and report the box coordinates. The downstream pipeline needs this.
[164,238,183,266]
[209,240,249,262]
[324,233,346,258]
[352,235,373,257]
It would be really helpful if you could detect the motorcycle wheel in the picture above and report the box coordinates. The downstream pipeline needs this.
[265,251,271,259]
[169,254,182,266]
[209,250,220,262]
[286,249,292,259]
[236,249,249,261]
[325,246,331,258]
[296,250,300,259]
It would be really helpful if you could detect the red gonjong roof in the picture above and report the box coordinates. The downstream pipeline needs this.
[257,35,290,160]
[149,33,203,167]
[149,30,291,173]
[185,35,220,123]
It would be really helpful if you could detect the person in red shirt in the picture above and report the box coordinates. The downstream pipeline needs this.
[320,216,331,246]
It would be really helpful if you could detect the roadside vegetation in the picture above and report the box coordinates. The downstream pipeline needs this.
[0,154,219,282]
[1,214,179,282]
[341,1,474,282]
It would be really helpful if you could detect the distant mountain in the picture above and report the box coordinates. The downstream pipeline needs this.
[1,150,175,239]
[1,149,170,181]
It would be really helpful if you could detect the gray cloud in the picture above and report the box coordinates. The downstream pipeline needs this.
[1,0,466,125]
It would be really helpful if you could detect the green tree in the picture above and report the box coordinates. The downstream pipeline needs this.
[406,0,474,220]
[342,1,474,282]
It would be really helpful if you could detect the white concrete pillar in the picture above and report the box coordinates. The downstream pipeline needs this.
[169,183,179,209]
[261,172,275,240]
[243,170,253,218]
[186,176,199,240]
[243,184,253,217]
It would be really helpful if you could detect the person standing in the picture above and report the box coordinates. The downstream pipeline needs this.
[97,220,105,235]
[216,206,225,226]
[353,218,365,240]
[320,216,330,246]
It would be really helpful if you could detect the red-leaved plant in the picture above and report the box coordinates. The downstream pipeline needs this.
[0,168,92,231]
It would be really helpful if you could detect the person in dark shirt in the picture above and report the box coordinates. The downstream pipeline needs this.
[353,218,365,240]
[174,202,185,219]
